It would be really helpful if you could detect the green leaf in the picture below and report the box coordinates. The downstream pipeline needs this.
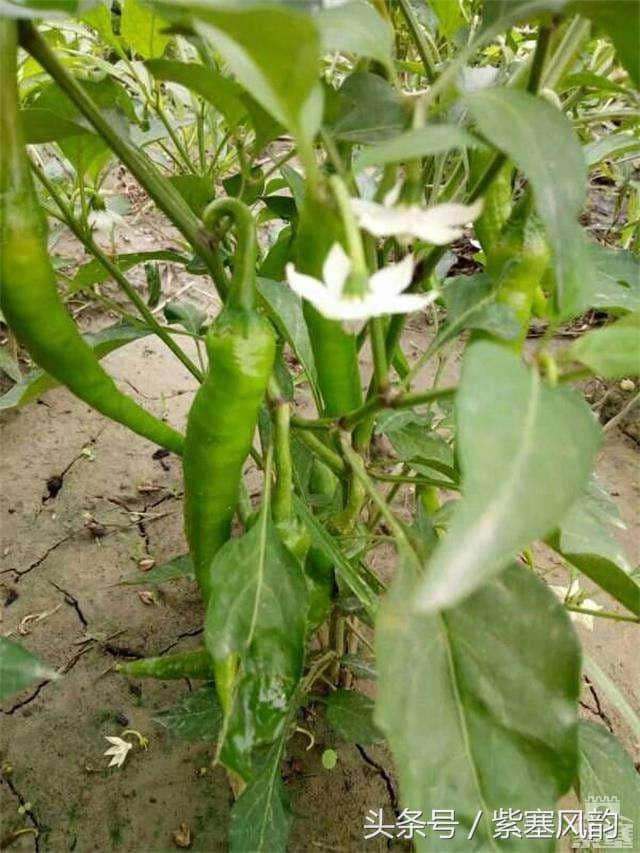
[121,0,170,59]
[569,313,640,379]
[20,107,93,144]
[582,654,640,743]
[430,0,465,38]
[190,4,322,137]
[481,0,566,31]
[354,124,480,171]
[467,88,589,319]
[325,689,382,745]
[0,346,22,383]
[583,132,640,167]
[154,684,222,741]
[377,411,456,478]
[257,277,320,408]
[570,1,640,88]
[560,71,630,97]
[377,560,580,851]
[168,174,214,218]
[415,340,601,612]
[121,553,195,587]
[69,249,188,294]
[293,495,380,619]
[145,59,247,127]
[0,321,149,411]
[0,637,58,701]
[436,272,522,347]
[0,0,97,18]
[548,478,639,616]
[316,0,394,67]
[228,738,291,853]
[577,722,640,835]
[328,72,406,144]
[163,299,207,335]
[205,513,308,777]
[583,242,640,314]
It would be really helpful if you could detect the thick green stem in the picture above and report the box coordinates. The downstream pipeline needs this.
[31,162,203,382]
[527,23,553,95]
[18,21,229,298]
[293,429,346,476]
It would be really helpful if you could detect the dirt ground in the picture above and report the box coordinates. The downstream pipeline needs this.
[1,214,638,851]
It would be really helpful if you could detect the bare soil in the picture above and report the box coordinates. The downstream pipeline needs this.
[1,212,638,852]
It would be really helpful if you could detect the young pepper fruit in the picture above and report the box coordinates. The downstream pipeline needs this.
[0,19,184,456]
[182,197,276,604]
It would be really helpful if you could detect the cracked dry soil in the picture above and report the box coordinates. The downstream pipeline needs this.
[0,325,638,852]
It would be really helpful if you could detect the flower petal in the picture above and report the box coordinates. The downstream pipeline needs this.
[411,199,484,244]
[322,243,351,295]
[370,254,414,297]
[350,199,416,238]
[286,264,331,304]
[376,292,436,316]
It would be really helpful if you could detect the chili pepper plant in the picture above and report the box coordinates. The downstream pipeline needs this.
[1,0,639,849]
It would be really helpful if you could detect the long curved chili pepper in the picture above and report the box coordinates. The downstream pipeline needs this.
[0,19,184,456]
[182,198,276,603]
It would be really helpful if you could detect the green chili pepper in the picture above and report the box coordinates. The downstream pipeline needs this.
[294,195,363,417]
[183,198,276,603]
[116,648,214,680]
[486,192,551,350]
[0,20,184,456]
[472,155,512,256]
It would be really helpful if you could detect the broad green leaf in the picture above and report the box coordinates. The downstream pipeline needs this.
[355,124,480,171]
[20,108,92,144]
[154,684,222,741]
[316,0,394,67]
[121,553,195,587]
[69,249,188,294]
[468,88,589,319]
[205,513,308,777]
[325,689,382,745]
[0,0,97,17]
[548,478,639,616]
[0,321,149,411]
[121,0,170,59]
[583,243,640,314]
[436,273,521,348]
[168,174,214,217]
[144,59,246,127]
[560,71,630,97]
[415,341,600,612]
[328,72,406,144]
[228,734,291,853]
[293,495,380,619]
[0,637,58,700]
[430,0,465,38]
[81,1,115,43]
[583,132,640,167]
[257,277,320,408]
[377,560,580,851]
[569,313,640,379]
[577,722,640,835]
[377,411,456,478]
[190,4,322,137]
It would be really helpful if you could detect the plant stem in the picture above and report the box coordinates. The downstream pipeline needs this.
[18,21,229,299]
[293,429,346,476]
[272,396,293,524]
[565,605,640,624]
[397,0,436,83]
[342,385,456,429]
[527,23,553,95]
[31,161,204,382]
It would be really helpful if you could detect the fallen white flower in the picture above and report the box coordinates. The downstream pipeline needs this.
[351,196,484,244]
[285,243,436,323]
[104,736,133,768]
[550,579,602,631]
